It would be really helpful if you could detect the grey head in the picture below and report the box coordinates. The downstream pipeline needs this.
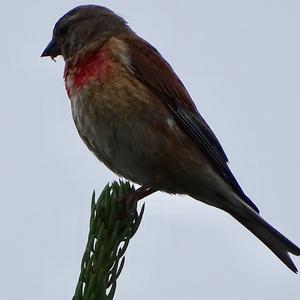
[41,5,129,60]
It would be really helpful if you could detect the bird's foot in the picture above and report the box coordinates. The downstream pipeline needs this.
[117,183,156,217]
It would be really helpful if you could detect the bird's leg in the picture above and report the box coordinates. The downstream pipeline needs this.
[132,184,156,202]
[118,181,157,216]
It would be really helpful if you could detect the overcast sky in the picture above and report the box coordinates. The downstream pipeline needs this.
[1,1,300,299]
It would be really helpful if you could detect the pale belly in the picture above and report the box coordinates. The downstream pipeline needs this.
[69,74,210,193]
[68,70,228,204]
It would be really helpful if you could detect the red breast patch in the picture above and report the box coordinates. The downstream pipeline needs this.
[65,50,113,92]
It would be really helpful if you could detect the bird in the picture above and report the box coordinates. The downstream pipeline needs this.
[41,4,300,272]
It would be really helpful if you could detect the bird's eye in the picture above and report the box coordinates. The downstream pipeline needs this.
[56,24,69,36]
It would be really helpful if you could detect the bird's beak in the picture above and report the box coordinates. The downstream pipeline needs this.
[41,39,61,59]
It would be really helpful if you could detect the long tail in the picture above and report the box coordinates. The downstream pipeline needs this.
[228,205,300,273]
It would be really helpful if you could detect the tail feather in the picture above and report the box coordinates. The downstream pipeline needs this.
[230,209,300,273]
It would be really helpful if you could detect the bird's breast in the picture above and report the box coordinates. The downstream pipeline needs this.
[64,37,131,99]
[64,52,114,99]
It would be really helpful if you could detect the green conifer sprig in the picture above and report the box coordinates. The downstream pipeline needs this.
[73,181,145,300]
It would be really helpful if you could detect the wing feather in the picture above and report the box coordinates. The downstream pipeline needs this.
[120,34,259,213]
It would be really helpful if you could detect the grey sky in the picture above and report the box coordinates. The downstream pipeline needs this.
[1,0,300,299]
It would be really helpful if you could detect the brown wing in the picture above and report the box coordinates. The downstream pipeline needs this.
[120,33,259,213]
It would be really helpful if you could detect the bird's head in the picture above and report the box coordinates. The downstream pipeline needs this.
[41,5,128,61]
